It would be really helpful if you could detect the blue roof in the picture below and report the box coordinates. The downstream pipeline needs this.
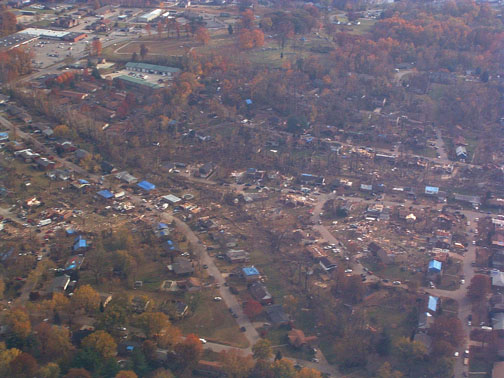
[158,222,168,230]
[97,189,114,199]
[78,179,89,184]
[73,239,87,251]
[0,131,9,139]
[126,345,135,351]
[242,266,260,276]
[427,296,439,312]
[428,260,442,272]
[137,180,156,191]
[425,186,439,194]
[245,99,252,105]
[301,173,315,178]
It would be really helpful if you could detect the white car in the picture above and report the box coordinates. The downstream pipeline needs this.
[344,269,353,273]
[213,296,222,301]
[393,281,401,285]
[199,338,207,344]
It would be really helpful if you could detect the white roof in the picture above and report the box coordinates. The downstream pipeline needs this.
[19,28,69,38]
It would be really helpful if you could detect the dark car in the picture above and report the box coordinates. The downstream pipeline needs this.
[240,327,246,332]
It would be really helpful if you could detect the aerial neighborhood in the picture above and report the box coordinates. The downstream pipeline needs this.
[0,0,503,377]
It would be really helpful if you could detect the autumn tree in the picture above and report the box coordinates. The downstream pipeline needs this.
[115,371,137,378]
[9,352,38,378]
[0,11,17,37]
[64,368,92,378]
[244,299,263,319]
[195,27,210,45]
[240,10,255,30]
[72,285,101,313]
[376,362,403,378]
[271,359,297,377]
[252,29,264,47]
[429,316,464,348]
[219,349,255,378]
[297,367,323,378]
[157,324,182,350]
[0,343,21,377]
[4,308,31,340]
[39,362,61,378]
[239,29,255,49]
[174,334,202,370]
[468,274,491,303]
[252,339,272,360]
[53,124,71,138]
[90,39,102,57]
[34,323,73,362]
[145,23,151,36]
[82,330,117,359]
[139,44,149,60]
[136,311,170,338]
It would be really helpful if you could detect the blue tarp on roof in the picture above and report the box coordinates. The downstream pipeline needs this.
[78,179,89,184]
[245,99,252,105]
[166,240,175,250]
[428,296,439,312]
[0,132,9,140]
[242,266,260,276]
[97,189,113,199]
[158,222,168,230]
[137,181,156,191]
[425,186,439,195]
[428,260,442,272]
[73,237,87,251]
[66,228,75,235]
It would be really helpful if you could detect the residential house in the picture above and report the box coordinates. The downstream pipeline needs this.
[264,304,290,326]
[306,245,327,261]
[73,235,88,252]
[131,296,151,313]
[225,249,249,264]
[427,260,443,277]
[425,186,439,196]
[137,180,156,192]
[74,149,90,161]
[319,256,338,271]
[492,232,504,248]
[288,328,317,349]
[377,249,395,265]
[242,266,260,282]
[51,274,70,294]
[249,282,273,305]
[171,257,194,276]
[97,189,114,200]
[161,194,182,205]
[299,173,325,186]
[99,293,113,309]
[115,171,138,184]
[455,146,467,161]
[493,250,504,270]
[36,157,56,171]
[198,162,215,178]
[367,242,382,256]
[454,193,481,208]
[491,270,504,289]
[65,255,85,271]
[427,295,439,315]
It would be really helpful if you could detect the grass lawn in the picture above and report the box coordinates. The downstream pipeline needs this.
[177,294,249,348]
[469,358,492,375]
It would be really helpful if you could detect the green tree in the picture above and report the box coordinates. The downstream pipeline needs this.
[376,362,403,378]
[252,339,272,360]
